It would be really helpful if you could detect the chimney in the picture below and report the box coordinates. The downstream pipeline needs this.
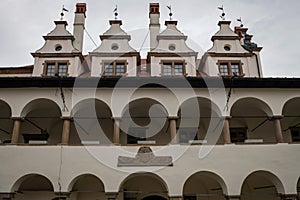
[73,3,87,52]
[149,3,160,51]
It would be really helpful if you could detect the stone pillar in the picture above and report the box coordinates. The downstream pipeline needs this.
[11,117,22,144]
[113,118,120,144]
[272,116,284,143]
[169,196,183,200]
[222,116,231,144]
[169,117,178,144]
[225,195,241,200]
[105,192,118,200]
[61,117,72,145]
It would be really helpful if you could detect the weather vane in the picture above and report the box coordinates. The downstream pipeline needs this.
[167,5,173,20]
[218,5,226,20]
[113,5,118,20]
[60,5,69,20]
[237,17,244,27]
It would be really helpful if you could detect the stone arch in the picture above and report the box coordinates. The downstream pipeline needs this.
[0,100,12,143]
[71,98,113,145]
[120,98,169,145]
[230,97,275,143]
[119,172,169,200]
[177,97,223,144]
[19,98,62,144]
[240,170,285,200]
[281,97,300,143]
[67,173,105,200]
[183,171,228,199]
[11,173,55,199]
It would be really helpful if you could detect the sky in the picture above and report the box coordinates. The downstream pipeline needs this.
[0,0,300,77]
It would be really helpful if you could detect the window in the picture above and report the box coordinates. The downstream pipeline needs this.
[230,128,247,143]
[218,61,243,77]
[162,61,185,76]
[291,128,300,142]
[179,128,198,143]
[127,128,146,144]
[103,61,127,76]
[44,61,69,77]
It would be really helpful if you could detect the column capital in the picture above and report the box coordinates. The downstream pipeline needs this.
[53,192,71,199]
[223,116,232,120]
[111,117,122,121]
[279,193,299,200]
[105,192,118,200]
[225,195,241,200]
[168,116,179,120]
[271,115,284,120]
[169,196,183,200]
[61,116,73,121]
[11,117,24,121]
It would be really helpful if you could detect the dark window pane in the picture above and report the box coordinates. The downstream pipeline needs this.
[116,63,125,75]
[231,63,240,75]
[163,63,172,76]
[104,63,113,75]
[58,64,67,76]
[174,63,184,75]
[230,128,247,143]
[46,64,56,76]
[219,63,229,76]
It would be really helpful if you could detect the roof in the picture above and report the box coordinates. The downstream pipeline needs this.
[0,65,33,74]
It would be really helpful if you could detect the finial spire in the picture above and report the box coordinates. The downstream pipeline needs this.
[167,5,173,20]
[60,5,69,20]
[237,17,244,27]
[113,5,118,20]
[218,5,226,20]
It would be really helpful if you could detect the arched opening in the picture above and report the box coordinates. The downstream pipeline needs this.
[240,171,284,200]
[282,98,300,143]
[178,98,223,145]
[71,99,113,145]
[120,98,169,145]
[13,174,55,200]
[69,174,105,199]
[183,171,227,200]
[119,172,168,200]
[20,99,62,144]
[230,98,275,143]
[0,100,12,144]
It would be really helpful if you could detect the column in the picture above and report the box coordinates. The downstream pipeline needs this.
[61,117,72,145]
[272,116,284,143]
[105,192,118,200]
[225,195,241,200]
[113,118,120,144]
[222,116,232,144]
[169,117,178,144]
[11,117,22,144]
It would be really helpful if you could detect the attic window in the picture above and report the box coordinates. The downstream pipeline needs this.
[224,45,231,51]
[55,45,62,51]
[169,44,176,51]
[111,44,119,50]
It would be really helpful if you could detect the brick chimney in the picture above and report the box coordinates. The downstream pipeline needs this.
[73,3,87,52]
[149,3,160,51]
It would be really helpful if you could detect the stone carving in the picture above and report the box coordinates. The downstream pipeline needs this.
[118,146,173,167]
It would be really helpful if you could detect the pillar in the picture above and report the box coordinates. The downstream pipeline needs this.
[169,117,178,144]
[222,116,231,144]
[272,116,284,143]
[61,117,72,145]
[113,118,120,144]
[11,117,22,144]
[225,195,241,200]
[105,192,118,200]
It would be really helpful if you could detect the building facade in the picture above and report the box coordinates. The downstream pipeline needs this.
[0,3,299,200]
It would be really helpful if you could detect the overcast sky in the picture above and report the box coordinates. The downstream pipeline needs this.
[0,0,299,77]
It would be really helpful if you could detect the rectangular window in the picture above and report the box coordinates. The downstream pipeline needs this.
[230,128,247,143]
[291,128,300,142]
[44,61,68,77]
[103,61,127,76]
[162,61,185,76]
[179,128,198,143]
[218,61,243,77]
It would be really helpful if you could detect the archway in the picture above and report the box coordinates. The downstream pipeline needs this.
[20,99,62,144]
[121,98,169,145]
[281,98,300,143]
[119,172,169,200]
[183,171,227,200]
[71,99,113,145]
[0,100,12,144]
[12,174,55,200]
[240,171,284,200]
[230,98,274,143]
[69,174,105,199]
[178,97,223,145]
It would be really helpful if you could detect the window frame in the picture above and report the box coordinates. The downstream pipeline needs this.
[217,60,244,77]
[161,60,186,77]
[43,60,69,77]
[102,60,128,76]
